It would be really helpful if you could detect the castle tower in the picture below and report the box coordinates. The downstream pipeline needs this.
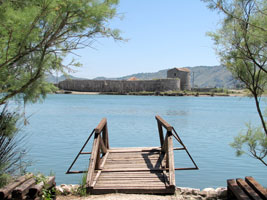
[167,68,191,90]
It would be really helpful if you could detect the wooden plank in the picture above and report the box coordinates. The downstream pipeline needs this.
[95,183,167,187]
[108,147,161,152]
[0,174,33,199]
[104,162,166,166]
[95,118,107,133]
[97,183,167,187]
[167,131,175,187]
[103,165,159,169]
[99,152,109,169]
[106,157,162,161]
[105,159,165,163]
[227,179,250,200]
[86,132,100,187]
[12,178,36,199]
[245,176,267,200]
[162,170,169,185]
[98,176,166,180]
[96,143,101,170]
[91,188,175,195]
[99,174,166,177]
[99,172,165,176]
[104,162,161,166]
[98,177,166,181]
[108,151,161,155]
[108,152,160,156]
[100,168,164,172]
[155,115,172,132]
[100,171,164,174]
[97,181,166,185]
[103,124,109,149]
[94,185,168,189]
[162,132,168,153]
[97,174,163,177]
[107,155,160,159]
[91,171,101,188]
[236,178,262,200]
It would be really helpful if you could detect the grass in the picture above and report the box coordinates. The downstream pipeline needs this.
[76,172,87,196]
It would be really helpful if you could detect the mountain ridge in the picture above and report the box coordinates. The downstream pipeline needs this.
[47,65,240,88]
[93,65,240,88]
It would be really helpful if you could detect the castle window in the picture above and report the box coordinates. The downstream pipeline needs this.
[174,73,176,76]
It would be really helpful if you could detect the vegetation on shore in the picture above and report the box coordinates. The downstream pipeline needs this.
[204,0,267,165]
[55,88,247,97]
[0,0,122,188]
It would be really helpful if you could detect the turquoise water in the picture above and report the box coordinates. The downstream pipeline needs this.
[22,94,266,189]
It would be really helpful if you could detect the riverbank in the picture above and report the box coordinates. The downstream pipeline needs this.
[56,185,227,200]
[55,89,248,97]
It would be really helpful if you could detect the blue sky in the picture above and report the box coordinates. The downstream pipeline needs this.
[68,0,222,79]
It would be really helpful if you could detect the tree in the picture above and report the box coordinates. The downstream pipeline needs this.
[203,0,267,165]
[0,0,121,105]
[0,0,122,184]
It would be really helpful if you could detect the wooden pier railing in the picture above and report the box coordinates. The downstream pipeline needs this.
[156,115,198,171]
[66,115,198,194]
[86,118,110,190]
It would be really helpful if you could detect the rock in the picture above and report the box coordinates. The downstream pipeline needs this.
[192,189,200,195]
[183,188,193,195]
[215,187,227,198]
[56,186,64,194]
[203,188,215,192]
[199,191,208,197]
[61,184,72,194]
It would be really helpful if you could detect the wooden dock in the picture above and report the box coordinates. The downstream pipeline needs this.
[66,116,198,194]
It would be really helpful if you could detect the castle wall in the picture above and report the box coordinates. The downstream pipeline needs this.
[167,69,191,90]
[58,79,180,92]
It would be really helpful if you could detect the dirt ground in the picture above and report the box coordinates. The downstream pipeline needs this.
[56,193,182,200]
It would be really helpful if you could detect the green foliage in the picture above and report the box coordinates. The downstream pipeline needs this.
[205,0,267,93]
[34,172,48,184]
[0,105,24,187]
[0,0,121,105]
[33,173,56,200]
[0,173,12,188]
[204,0,267,165]
[42,187,55,200]
[230,123,267,166]
[76,172,87,196]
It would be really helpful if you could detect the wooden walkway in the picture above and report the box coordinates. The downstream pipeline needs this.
[66,116,198,194]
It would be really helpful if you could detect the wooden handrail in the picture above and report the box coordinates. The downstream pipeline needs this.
[87,118,110,188]
[155,115,172,132]
[87,132,101,187]
[95,118,107,133]
[167,132,176,187]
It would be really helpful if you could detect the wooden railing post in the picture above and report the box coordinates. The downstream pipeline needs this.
[103,123,109,149]
[95,141,101,170]
[157,121,164,147]
[167,131,176,187]
[86,132,100,187]
[87,118,108,187]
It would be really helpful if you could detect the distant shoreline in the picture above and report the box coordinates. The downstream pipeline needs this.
[55,90,248,97]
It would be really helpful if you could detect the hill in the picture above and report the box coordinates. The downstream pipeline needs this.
[94,65,240,88]
[46,74,87,84]
[49,65,240,88]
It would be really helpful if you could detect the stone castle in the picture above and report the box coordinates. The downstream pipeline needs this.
[58,68,191,92]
